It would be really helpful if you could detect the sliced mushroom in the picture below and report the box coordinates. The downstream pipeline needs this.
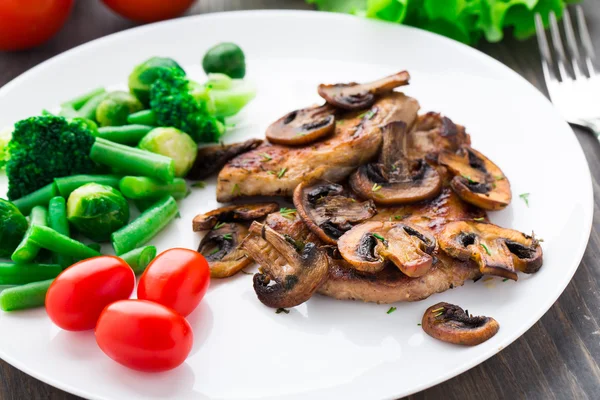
[293,180,377,245]
[422,302,499,346]
[438,146,511,210]
[337,221,436,277]
[266,104,336,146]
[187,139,263,180]
[350,121,442,205]
[407,112,471,159]
[318,71,410,111]
[192,202,279,231]
[198,223,252,278]
[438,220,543,281]
[241,222,329,308]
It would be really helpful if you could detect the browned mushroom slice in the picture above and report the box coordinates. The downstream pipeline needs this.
[337,221,436,277]
[422,302,499,346]
[438,220,543,281]
[198,223,252,278]
[318,71,410,111]
[350,121,442,205]
[293,180,376,245]
[438,146,511,211]
[187,139,263,180]
[192,202,279,231]
[241,222,329,308]
[266,104,336,146]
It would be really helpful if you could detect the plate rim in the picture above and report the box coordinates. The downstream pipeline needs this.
[0,9,594,400]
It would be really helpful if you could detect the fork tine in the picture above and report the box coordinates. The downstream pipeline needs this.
[562,8,586,79]
[535,13,558,85]
[575,5,597,76]
[549,11,572,81]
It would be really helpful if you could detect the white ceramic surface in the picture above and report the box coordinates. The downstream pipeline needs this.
[0,11,593,400]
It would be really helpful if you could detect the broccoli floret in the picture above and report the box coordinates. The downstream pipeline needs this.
[149,68,225,143]
[6,116,97,200]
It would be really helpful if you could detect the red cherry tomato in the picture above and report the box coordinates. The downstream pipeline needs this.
[96,300,193,372]
[0,0,74,51]
[138,248,209,316]
[46,256,135,331]
[101,0,196,23]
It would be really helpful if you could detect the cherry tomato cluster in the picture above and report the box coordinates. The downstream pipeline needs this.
[0,0,196,51]
[45,248,210,372]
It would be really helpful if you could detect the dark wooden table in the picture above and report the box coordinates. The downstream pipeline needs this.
[1,1,599,399]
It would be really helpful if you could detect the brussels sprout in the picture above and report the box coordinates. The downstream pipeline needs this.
[202,43,246,79]
[0,199,28,257]
[95,91,143,127]
[128,57,185,106]
[67,183,130,241]
[138,127,197,177]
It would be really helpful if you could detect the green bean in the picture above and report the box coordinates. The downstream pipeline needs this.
[133,199,155,213]
[96,124,154,145]
[61,87,107,111]
[127,109,157,126]
[0,262,62,285]
[119,176,188,200]
[54,174,121,198]
[111,196,178,255]
[87,243,102,253]
[48,197,72,268]
[90,138,175,183]
[12,206,48,264]
[77,92,108,120]
[0,279,54,311]
[120,246,157,275]
[12,183,58,216]
[27,225,101,260]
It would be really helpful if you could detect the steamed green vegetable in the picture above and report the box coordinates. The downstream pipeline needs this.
[0,262,62,285]
[95,91,143,127]
[138,127,197,177]
[0,199,28,257]
[307,0,570,44]
[59,87,107,118]
[120,246,157,275]
[129,57,186,106]
[12,206,48,264]
[77,92,109,121]
[0,126,12,169]
[127,110,157,126]
[67,183,130,242]
[54,174,122,198]
[202,42,246,79]
[119,176,188,200]
[96,125,154,145]
[12,183,59,216]
[0,279,54,311]
[48,197,72,268]
[111,195,178,255]
[23,225,101,260]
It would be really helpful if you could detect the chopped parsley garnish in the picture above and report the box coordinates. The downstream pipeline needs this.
[417,323,422,326]
[372,233,386,241]
[462,174,476,184]
[480,243,491,255]
[213,222,226,230]
[276,308,290,314]
[431,307,444,313]
[231,183,241,195]
[519,193,530,207]
[267,170,275,175]
[495,175,505,181]
[191,181,206,188]
[209,248,220,255]
[473,217,485,222]
[502,278,509,282]
[277,167,287,179]
[372,183,382,192]
[280,207,296,220]
[387,307,397,314]
[260,153,272,162]
[394,214,408,220]
[222,233,233,240]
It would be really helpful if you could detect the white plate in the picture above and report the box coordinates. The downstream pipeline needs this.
[0,10,593,400]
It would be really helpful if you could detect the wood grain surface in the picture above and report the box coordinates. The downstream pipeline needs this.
[0,1,599,399]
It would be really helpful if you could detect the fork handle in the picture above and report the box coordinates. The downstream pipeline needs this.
[578,119,600,141]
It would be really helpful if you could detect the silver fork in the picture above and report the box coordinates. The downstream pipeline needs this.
[535,6,600,139]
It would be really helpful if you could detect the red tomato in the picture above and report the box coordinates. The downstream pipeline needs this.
[0,0,74,51]
[46,256,135,331]
[138,248,209,316]
[101,0,196,23]
[96,300,193,372]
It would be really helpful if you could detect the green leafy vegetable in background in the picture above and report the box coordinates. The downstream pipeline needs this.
[307,0,579,44]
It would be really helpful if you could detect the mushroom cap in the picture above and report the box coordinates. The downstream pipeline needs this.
[192,202,279,231]
[349,121,442,205]
[197,222,252,278]
[293,180,377,244]
[337,221,437,277]
[266,104,336,146]
[318,71,410,111]
[187,139,263,180]
[241,222,329,308]
[437,220,543,280]
[438,146,511,210]
[422,302,500,346]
